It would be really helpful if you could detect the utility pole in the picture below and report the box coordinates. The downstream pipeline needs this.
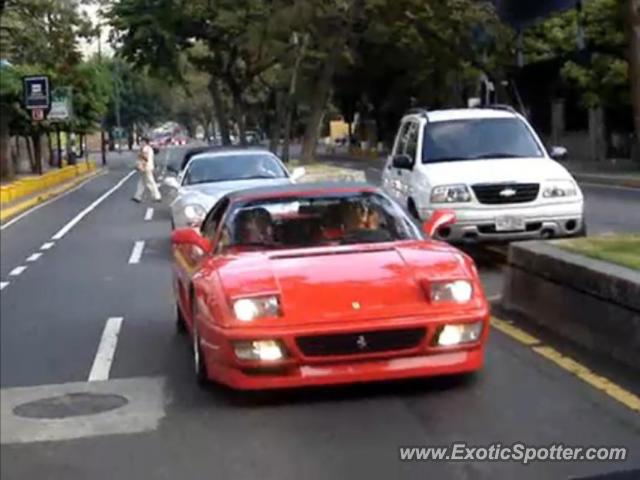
[629,0,640,162]
[97,23,107,166]
[282,32,308,163]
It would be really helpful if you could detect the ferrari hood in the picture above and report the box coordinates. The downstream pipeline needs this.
[217,243,472,326]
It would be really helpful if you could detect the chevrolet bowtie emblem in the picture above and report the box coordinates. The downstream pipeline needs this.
[499,188,517,197]
[352,301,361,310]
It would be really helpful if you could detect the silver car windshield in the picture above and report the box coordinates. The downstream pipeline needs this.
[422,118,544,163]
[183,154,288,185]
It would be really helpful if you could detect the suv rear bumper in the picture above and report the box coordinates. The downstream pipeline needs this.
[420,200,584,243]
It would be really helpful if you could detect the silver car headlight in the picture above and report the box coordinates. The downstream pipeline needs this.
[430,184,472,203]
[431,280,473,303]
[183,204,206,226]
[542,180,578,198]
[233,296,281,322]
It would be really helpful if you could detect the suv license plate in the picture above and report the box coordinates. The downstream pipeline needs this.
[495,216,526,232]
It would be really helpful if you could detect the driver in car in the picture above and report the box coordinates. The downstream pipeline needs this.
[234,208,275,246]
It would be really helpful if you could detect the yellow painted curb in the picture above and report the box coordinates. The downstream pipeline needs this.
[0,161,97,207]
[0,166,103,223]
[491,317,640,412]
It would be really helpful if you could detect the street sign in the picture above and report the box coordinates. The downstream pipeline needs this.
[113,127,126,139]
[23,76,50,110]
[48,87,73,122]
[31,108,45,121]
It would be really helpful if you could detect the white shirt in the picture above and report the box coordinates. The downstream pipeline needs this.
[141,145,155,171]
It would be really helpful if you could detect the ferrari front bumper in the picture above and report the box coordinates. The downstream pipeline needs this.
[198,313,488,390]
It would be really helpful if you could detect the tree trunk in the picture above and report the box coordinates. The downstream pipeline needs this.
[269,91,285,154]
[47,131,54,166]
[300,47,340,164]
[0,111,13,180]
[24,136,34,172]
[209,78,231,146]
[231,90,247,146]
[629,0,640,162]
[31,132,43,175]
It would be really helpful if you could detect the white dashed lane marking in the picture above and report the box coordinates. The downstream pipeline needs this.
[128,241,145,264]
[0,282,8,291]
[88,317,124,382]
[26,253,43,262]
[9,266,27,277]
[144,208,154,221]
[40,242,55,250]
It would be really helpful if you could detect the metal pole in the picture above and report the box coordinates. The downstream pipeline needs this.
[115,63,122,154]
[56,124,62,168]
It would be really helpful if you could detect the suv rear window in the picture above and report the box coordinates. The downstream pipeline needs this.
[422,118,543,163]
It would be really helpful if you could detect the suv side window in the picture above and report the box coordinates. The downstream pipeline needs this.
[393,122,411,157]
[201,198,229,242]
[403,122,419,161]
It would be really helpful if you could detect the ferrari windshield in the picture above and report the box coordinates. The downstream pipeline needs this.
[218,192,420,251]
[422,118,543,162]
[183,153,288,185]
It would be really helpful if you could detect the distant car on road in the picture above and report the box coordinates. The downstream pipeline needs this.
[164,149,305,229]
[170,183,489,389]
[382,106,585,243]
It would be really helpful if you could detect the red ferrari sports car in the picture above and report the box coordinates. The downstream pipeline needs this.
[171,183,489,390]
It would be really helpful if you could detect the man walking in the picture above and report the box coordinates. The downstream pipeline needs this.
[133,136,162,203]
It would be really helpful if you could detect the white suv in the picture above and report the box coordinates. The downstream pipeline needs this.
[381,106,585,242]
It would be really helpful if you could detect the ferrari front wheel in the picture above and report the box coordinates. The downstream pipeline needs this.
[192,322,209,387]
[176,302,187,334]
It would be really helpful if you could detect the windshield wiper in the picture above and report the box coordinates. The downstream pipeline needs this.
[239,175,280,180]
[468,153,529,159]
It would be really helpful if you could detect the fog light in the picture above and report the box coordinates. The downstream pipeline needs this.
[435,322,483,346]
[234,340,285,361]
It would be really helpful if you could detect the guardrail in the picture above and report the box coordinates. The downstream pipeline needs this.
[0,161,97,206]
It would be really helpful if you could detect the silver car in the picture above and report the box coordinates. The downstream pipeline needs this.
[164,149,305,229]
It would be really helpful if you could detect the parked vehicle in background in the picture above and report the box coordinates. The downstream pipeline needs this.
[170,183,489,390]
[164,149,305,229]
[382,106,585,243]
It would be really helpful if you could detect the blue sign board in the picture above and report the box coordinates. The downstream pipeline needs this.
[23,76,51,110]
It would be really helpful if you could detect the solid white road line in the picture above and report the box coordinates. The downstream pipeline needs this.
[40,242,55,250]
[88,317,124,382]
[128,241,145,264]
[9,266,27,277]
[26,252,43,262]
[0,170,106,231]
[51,171,135,241]
[144,208,154,221]
[0,282,8,291]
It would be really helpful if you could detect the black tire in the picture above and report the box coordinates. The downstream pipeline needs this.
[574,220,588,238]
[176,302,187,334]
[407,200,420,221]
[192,321,209,387]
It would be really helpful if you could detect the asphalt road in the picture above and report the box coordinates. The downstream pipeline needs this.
[1,151,639,479]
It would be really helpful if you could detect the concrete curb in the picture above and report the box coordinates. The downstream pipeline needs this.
[574,173,640,189]
[501,241,640,370]
[0,161,99,205]
[0,167,105,223]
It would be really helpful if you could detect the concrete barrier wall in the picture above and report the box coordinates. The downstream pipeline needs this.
[502,241,640,370]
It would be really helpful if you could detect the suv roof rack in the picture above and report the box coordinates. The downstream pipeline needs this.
[484,104,518,114]
[405,108,429,117]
